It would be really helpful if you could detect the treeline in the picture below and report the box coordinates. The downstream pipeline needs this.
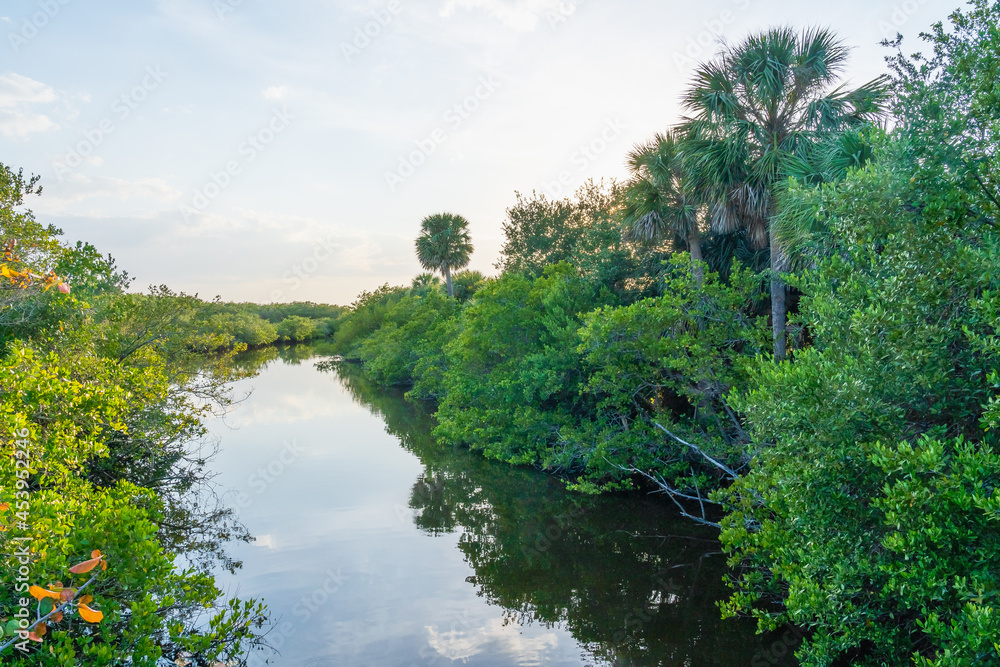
[192,300,347,350]
[0,175,274,662]
[330,4,1000,666]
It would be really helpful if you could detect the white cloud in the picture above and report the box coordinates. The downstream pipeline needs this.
[262,85,290,101]
[439,0,572,32]
[0,109,58,137]
[0,73,60,137]
[0,73,58,108]
[427,617,560,662]
[38,175,182,212]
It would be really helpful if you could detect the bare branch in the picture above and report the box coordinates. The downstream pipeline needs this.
[652,421,739,479]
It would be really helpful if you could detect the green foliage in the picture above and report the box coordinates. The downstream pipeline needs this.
[255,301,346,324]
[0,343,266,665]
[0,169,269,664]
[203,311,279,348]
[434,263,616,468]
[333,283,409,357]
[719,136,1000,663]
[496,181,655,301]
[357,289,459,389]
[885,0,1000,224]
[572,256,766,488]
[415,212,474,297]
[276,315,319,342]
[450,269,486,303]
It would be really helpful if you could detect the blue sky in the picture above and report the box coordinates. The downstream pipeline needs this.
[1,0,954,304]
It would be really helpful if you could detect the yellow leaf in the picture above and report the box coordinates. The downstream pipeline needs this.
[28,585,60,601]
[77,603,103,623]
[69,557,102,574]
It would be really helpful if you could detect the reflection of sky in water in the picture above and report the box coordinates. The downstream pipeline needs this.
[206,358,597,666]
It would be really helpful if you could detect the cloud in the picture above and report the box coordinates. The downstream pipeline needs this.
[439,0,572,32]
[427,617,560,662]
[37,175,182,213]
[0,73,60,137]
[262,85,290,101]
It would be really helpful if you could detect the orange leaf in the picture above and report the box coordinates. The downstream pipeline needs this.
[69,557,102,574]
[0,503,9,511]
[78,595,93,605]
[90,550,101,558]
[28,585,60,601]
[101,560,107,571]
[78,603,103,623]
[27,631,43,643]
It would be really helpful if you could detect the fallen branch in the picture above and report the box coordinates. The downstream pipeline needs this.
[652,421,739,480]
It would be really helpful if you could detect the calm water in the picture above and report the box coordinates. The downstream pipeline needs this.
[206,347,797,666]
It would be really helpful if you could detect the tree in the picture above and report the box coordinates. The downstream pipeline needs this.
[415,213,473,298]
[623,132,705,283]
[681,27,886,359]
[276,315,319,342]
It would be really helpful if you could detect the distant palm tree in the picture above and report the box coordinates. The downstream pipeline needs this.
[415,213,474,298]
[623,131,705,284]
[681,26,886,359]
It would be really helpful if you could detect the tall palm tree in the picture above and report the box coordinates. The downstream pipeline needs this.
[623,131,705,284]
[681,27,886,359]
[415,213,474,298]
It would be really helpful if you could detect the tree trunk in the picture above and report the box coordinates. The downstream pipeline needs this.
[443,264,454,298]
[770,233,787,361]
[687,227,704,286]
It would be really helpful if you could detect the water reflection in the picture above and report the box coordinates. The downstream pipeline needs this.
[328,360,795,667]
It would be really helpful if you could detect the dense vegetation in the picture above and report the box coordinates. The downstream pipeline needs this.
[330,3,1000,664]
[0,168,349,662]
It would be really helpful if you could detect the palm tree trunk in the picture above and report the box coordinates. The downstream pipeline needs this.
[443,264,454,298]
[770,235,787,361]
[687,227,704,286]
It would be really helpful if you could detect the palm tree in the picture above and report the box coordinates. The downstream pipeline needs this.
[415,213,474,298]
[623,131,705,284]
[681,27,886,359]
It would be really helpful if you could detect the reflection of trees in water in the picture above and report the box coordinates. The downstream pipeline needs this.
[327,361,797,667]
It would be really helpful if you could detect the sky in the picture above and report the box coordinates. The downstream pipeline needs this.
[0,0,957,305]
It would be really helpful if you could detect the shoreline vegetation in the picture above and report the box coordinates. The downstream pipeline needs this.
[324,5,1000,666]
[0,1,997,665]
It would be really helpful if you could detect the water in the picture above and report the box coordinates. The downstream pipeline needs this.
[207,347,796,666]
